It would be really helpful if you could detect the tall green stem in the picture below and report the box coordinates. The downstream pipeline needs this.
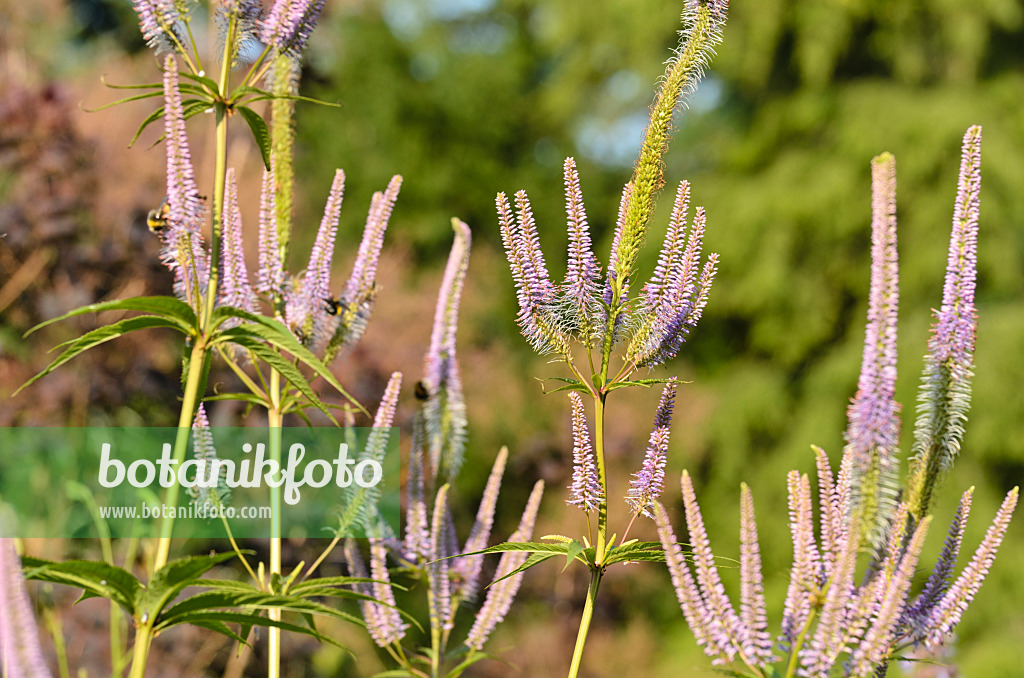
[592,394,609,562]
[268,370,284,678]
[567,570,602,678]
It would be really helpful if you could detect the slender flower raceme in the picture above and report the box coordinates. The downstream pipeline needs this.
[188,404,230,508]
[284,169,343,346]
[159,55,209,308]
[219,170,257,315]
[256,165,285,301]
[131,0,183,54]
[429,485,455,632]
[626,379,677,517]
[0,539,53,678]
[327,175,403,356]
[920,487,1018,652]
[466,480,544,651]
[906,126,982,522]
[845,152,901,546]
[451,447,508,602]
[403,416,431,561]
[421,220,471,482]
[567,392,602,513]
[562,158,601,340]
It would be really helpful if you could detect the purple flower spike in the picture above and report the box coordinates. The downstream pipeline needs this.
[653,501,721,663]
[368,539,408,646]
[738,484,774,664]
[466,480,544,651]
[160,55,209,308]
[922,487,1018,651]
[680,470,744,663]
[566,391,603,513]
[422,219,471,482]
[626,379,677,517]
[0,540,53,678]
[403,417,430,561]
[256,165,284,299]
[343,175,402,306]
[429,485,454,632]
[904,489,972,639]
[934,126,981,366]
[259,0,326,56]
[562,157,601,337]
[907,126,982,521]
[219,170,257,315]
[188,404,229,507]
[497,192,569,356]
[452,446,508,602]
[780,471,821,647]
[844,152,901,542]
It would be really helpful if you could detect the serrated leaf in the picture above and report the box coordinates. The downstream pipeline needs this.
[563,540,585,572]
[139,552,240,618]
[488,552,558,586]
[455,541,570,559]
[22,557,141,615]
[157,590,364,629]
[17,316,188,394]
[24,296,198,337]
[83,91,164,114]
[606,377,692,392]
[603,540,665,566]
[210,309,365,415]
[159,610,348,650]
[218,331,335,422]
[128,105,166,147]
[178,70,220,96]
[236,106,271,170]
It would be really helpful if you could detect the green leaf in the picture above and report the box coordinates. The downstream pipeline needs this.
[157,590,364,629]
[603,540,665,566]
[458,542,570,557]
[606,377,691,392]
[84,91,164,114]
[139,552,240,618]
[188,620,251,645]
[128,105,166,147]
[178,70,221,96]
[488,552,559,586]
[564,540,585,572]
[17,316,189,394]
[211,308,366,416]
[217,330,336,422]
[182,98,215,120]
[158,610,348,650]
[372,671,417,678]
[24,296,197,337]
[22,557,141,615]
[236,106,271,170]
[99,75,162,90]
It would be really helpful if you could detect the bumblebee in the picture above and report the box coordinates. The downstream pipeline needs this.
[147,197,170,235]
[323,296,343,316]
[414,380,431,401]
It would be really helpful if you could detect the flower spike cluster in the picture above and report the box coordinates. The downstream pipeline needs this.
[219,169,258,316]
[659,463,1016,676]
[659,129,1016,677]
[131,0,184,54]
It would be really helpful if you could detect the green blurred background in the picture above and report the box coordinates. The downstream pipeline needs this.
[1,0,1022,675]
